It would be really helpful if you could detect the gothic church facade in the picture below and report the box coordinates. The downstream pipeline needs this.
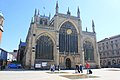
[23,2,100,69]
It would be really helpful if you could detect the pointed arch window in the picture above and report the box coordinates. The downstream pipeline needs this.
[83,41,94,61]
[40,19,43,24]
[59,21,78,54]
[36,35,54,60]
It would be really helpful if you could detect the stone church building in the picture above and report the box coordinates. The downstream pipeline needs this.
[23,2,100,69]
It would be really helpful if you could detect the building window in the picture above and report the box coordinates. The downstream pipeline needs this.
[117,59,120,64]
[102,43,104,46]
[106,46,108,50]
[32,47,35,49]
[59,21,78,53]
[111,41,113,43]
[106,42,108,45]
[36,35,54,60]
[111,44,113,49]
[40,19,43,24]
[103,46,105,50]
[103,60,106,66]
[112,59,116,65]
[83,41,94,61]
[32,50,35,52]
[115,44,118,48]
[45,19,47,25]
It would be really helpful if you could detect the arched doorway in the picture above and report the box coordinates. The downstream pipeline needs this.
[112,59,116,65]
[108,61,111,68]
[66,58,71,69]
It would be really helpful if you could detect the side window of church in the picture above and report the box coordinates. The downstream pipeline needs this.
[45,19,47,25]
[40,19,43,24]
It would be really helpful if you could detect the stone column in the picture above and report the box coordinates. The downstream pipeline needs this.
[31,50,35,69]
[56,31,59,66]
[96,44,101,68]
[94,36,101,68]
[30,24,36,69]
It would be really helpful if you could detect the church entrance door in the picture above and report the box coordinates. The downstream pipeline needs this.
[65,58,71,69]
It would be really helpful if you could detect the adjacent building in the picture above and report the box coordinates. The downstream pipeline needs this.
[0,48,8,69]
[8,50,18,62]
[98,35,120,68]
[17,40,26,64]
[23,2,100,69]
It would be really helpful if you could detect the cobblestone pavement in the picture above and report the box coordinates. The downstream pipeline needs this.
[0,68,120,80]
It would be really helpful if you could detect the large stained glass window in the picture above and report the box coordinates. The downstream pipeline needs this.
[83,41,94,61]
[36,35,53,60]
[59,21,78,54]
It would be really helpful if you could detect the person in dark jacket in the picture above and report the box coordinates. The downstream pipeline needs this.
[79,64,83,73]
[75,64,80,73]
[57,65,60,71]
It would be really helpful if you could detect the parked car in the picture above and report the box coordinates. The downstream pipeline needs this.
[8,63,18,69]
[17,64,22,68]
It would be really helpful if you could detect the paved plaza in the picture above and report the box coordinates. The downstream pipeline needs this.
[0,68,120,80]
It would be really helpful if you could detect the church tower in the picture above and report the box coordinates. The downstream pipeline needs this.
[0,11,4,43]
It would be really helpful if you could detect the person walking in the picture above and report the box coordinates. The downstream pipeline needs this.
[85,61,90,74]
[50,64,55,72]
[52,64,55,72]
[75,64,80,73]
[79,64,83,73]
[57,65,60,71]
[50,64,53,72]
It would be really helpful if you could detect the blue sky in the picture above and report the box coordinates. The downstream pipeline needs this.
[0,0,120,52]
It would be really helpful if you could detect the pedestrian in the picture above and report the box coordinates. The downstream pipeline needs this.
[85,61,90,74]
[52,64,55,72]
[50,64,53,72]
[75,64,80,73]
[50,64,55,72]
[79,64,83,73]
[57,65,60,71]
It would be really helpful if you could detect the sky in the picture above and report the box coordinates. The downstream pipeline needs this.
[0,0,120,52]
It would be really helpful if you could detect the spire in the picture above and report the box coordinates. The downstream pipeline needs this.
[86,27,88,32]
[20,38,22,44]
[43,7,45,16]
[67,7,71,15]
[49,12,51,19]
[56,1,59,14]
[34,8,37,16]
[31,17,34,23]
[77,7,80,18]
[92,20,95,33]
[38,9,40,16]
